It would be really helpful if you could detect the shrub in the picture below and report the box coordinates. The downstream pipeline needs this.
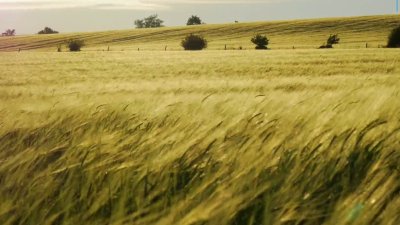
[67,39,85,52]
[181,34,207,50]
[320,34,340,48]
[251,34,269,49]
[187,15,202,25]
[38,27,59,34]
[387,26,400,48]
[327,34,340,46]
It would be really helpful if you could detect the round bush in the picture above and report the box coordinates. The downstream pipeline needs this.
[67,39,85,52]
[387,26,400,48]
[181,34,207,50]
[251,34,269,50]
[187,15,202,26]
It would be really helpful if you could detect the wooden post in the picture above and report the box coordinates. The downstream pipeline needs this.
[225,44,227,50]
[107,46,110,51]
[165,46,167,51]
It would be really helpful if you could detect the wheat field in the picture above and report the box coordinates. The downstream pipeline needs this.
[0,15,399,51]
[1,15,400,225]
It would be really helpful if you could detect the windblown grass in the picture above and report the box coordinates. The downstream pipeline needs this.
[0,49,399,224]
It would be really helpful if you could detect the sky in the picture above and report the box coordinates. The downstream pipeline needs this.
[0,0,398,34]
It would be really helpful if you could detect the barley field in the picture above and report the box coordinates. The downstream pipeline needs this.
[0,15,399,51]
[1,15,400,225]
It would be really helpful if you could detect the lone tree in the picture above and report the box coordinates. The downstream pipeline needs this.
[251,34,269,49]
[67,39,85,52]
[187,15,203,25]
[181,34,207,50]
[387,26,400,48]
[320,34,340,48]
[134,14,164,28]
[38,27,59,34]
[1,29,16,36]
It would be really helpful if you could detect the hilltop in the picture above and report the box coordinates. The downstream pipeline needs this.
[0,14,399,51]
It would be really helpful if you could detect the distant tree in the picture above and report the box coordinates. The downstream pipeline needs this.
[387,26,400,48]
[320,34,340,48]
[134,14,164,28]
[134,19,145,29]
[181,34,207,50]
[1,29,16,37]
[251,34,269,49]
[187,15,202,25]
[67,39,85,52]
[38,27,59,34]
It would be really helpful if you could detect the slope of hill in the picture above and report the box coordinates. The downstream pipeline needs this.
[0,15,399,51]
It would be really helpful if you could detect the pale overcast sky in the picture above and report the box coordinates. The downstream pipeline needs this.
[0,0,397,34]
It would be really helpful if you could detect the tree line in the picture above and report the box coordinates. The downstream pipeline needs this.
[1,15,202,37]
[134,15,204,28]
[1,27,59,36]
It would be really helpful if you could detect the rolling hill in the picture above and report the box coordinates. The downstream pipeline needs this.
[0,14,399,51]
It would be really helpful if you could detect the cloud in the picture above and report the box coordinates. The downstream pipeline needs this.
[0,0,285,10]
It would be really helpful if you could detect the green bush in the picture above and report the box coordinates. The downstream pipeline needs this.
[38,27,59,34]
[181,34,207,50]
[251,34,269,49]
[186,15,203,26]
[327,34,340,46]
[67,39,85,52]
[387,26,400,48]
[320,34,340,48]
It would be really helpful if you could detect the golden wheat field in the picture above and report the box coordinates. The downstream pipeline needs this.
[1,15,399,51]
[1,15,400,225]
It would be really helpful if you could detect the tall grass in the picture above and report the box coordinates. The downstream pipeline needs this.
[1,106,399,225]
[0,49,399,224]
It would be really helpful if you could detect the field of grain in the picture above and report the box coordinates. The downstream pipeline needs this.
[1,13,400,225]
[1,47,399,225]
[0,15,399,51]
